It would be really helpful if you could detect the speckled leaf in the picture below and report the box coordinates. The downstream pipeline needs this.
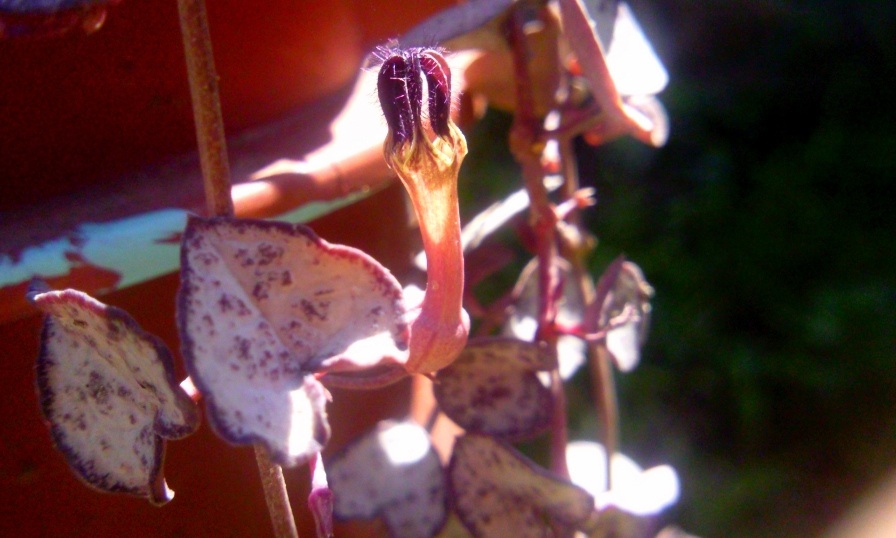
[178,216,408,465]
[29,286,199,505]
[590,257,652,372]
[328,420,446,538]
[448,434,595,537]
[433,337,554,440]
[505,258,587,379]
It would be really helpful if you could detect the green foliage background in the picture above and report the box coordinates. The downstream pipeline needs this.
[459,1,896,536]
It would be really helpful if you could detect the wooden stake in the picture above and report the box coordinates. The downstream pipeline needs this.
[177,0,234,218]
[255,445,301,538]
[176,1,296,535]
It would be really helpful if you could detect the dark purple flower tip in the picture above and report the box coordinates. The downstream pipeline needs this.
[420,50,452,138]
[377,55,419,146]
[378,48,454,146]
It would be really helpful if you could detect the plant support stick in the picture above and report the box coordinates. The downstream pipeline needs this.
[177,0,233,218]
[256,445,301,538]
[176,0,296,536]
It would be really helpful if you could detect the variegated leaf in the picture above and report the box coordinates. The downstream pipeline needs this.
[434,337,554,440]
[328,420,446,538]
[178,216,409,465]
[30,285,198,505]
[448,434,595,537]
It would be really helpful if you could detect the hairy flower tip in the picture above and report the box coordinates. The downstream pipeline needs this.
[419,50,452,138]
[28,284,199,505]
[378,55,419,146]
[377,48,457,150]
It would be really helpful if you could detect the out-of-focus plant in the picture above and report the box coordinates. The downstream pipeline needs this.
[25,1,692,537]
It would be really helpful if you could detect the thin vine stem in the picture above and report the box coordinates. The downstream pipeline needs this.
[506,5,570,479]
[557,128,618,488]
[590,344,618,489]
[176,0,296,536]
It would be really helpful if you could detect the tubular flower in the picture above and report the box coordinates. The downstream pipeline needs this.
[377,49,469,374]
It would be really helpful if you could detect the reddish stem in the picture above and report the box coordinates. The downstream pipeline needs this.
[308,453,334,538]
[506,5,570,478]
[561,127,618,493]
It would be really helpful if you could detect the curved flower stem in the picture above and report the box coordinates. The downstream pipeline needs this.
[401,147,468,374]
[177,0,296,535]
[378,50,469,375]
[507,5,569,479]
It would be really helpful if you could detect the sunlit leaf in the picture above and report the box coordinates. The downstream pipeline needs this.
[448,433,595,537]
[434,337,554,440]
[29,285,199,505]
[581,1,669,100]
[584,0,619,51]
[620,94,670,147]
[559,0,669,146]
[328,420,446,538]
[178,216,409,465]
[566,440,679,516]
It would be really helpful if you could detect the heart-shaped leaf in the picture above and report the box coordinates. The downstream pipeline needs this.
[328,420,446,538]
[29,285,199,505]
[590,257,652,372]
[433,337,554,440]
[178,216,409,465]
[448,433,595,537]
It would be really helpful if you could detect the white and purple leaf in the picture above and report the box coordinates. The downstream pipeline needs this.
[589,256,653,372]
[30,285,199,505]
[433,337,554,440]
[448,433,595,537]
[178,216,409,466]
[328,420,446,538]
